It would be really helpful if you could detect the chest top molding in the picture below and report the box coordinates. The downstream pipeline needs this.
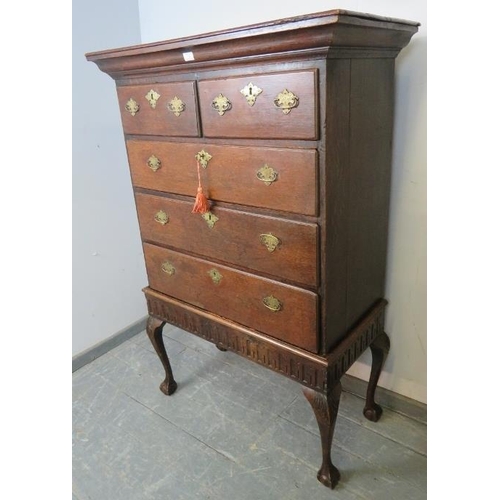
[86,9,419,79]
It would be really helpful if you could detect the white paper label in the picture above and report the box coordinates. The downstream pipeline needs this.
[182,51,195,62]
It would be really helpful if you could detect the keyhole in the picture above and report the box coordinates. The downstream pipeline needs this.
[249,87,252,95]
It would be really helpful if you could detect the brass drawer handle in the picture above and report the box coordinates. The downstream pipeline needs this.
[274,89,299,115]
[208,268,223,285]
[147,155,161,172]
[263,295,282,312]
[256,164,278,186]
[240,82,262,106]
[154,210,169,225]
[168,96,185,117]
[260,233,281,252]
[145,89,160,108]
[125,98,139,116]
[161,261,175,276]
[212,94,232,116]
[195,150,212,169]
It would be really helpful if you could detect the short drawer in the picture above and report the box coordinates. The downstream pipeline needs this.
[117,81,200,136]
[144,243,318,352]
[198,70,318,140]
[127,140,317,216]
[136,192,318,287]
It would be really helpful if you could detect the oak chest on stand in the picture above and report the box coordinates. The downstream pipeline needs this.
[87,9,419,489]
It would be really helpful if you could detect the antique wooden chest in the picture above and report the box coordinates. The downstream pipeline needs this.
[87,9,419,489]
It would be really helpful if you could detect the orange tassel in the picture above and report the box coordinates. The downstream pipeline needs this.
[192,187,209,214]
[192,161,210,214]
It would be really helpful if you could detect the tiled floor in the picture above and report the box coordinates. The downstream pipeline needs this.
[73,325,427,500]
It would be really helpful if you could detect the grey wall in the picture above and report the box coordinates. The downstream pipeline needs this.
[137,0,427,402]
[73,0,146,355]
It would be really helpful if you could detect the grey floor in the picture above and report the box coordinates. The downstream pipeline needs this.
[73,325,427,500]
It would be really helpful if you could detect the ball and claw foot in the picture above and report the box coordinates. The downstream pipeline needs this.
[363,332,390,422]
[363,402,383,422]
[317,463,340,489]
[303,383,342,490]
[146,316,178,397]
[160,380,178,396]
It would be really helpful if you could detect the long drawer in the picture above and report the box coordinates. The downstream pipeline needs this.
[127,140,317,215]
[144,243,318,352]
[136,192,318,287]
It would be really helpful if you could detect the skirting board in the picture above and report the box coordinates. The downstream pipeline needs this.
[72,320,426,423]
[72,316,148,372]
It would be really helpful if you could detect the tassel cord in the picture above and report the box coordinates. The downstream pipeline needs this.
[192,160,210,214]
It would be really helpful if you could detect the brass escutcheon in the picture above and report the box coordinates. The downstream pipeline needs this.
[125,98,139,116]
[195,150,212,169]
[273,89,299,114]
[240,82,263,106]
[262,295,282,312]
[154,210,169,225]
[201,211,219,228]
[208,268,223,285]
[168,96,185,117]
[211,94,232,116]
[147,155,161,172]
[256,164,278,186]
[161,261,175,276]
[145,89,160,108]
[260,233,281,252]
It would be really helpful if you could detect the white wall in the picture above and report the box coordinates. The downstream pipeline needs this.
[138,0,427,402]
[73,0,147,355]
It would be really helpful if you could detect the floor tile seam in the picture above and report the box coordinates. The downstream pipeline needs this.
[337,413,427,457]
[74,373,124,418]
[123,392,240,466]
[332,441,427,494]
[104,417,171,456]
[179,363,298,416]
[176,343,275,386]
[272,448,400,500]
[277,394,300,417]
[276,414,426,493]
[190,389,275,423]
[112,340,188,363]
[276,414,320,437]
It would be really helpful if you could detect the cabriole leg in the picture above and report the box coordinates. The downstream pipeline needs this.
[146,315,177,396]
[363,332,390,422]
[303,382,342,489]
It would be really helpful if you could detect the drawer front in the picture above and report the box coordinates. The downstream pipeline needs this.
[198,70,318,140]
[127,140,317,216]
[136,192,318,287]
[117,82,200,136]
[144,243,318,352]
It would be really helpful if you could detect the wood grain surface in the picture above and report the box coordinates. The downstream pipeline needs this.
[135,192,318,287]
[144,243,318,352]
[127,139,318,215]
[198,70,318,140]
[117,81,200,136]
